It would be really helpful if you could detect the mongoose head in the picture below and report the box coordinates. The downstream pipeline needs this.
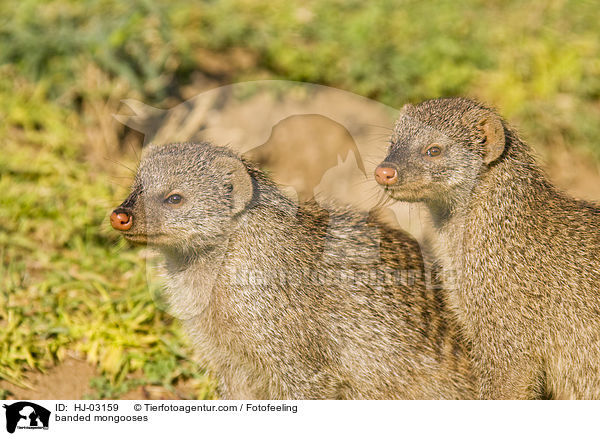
[110,142,253,250]
[375,97,506,203]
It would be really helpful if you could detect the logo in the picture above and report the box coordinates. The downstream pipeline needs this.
[2,402,50,434]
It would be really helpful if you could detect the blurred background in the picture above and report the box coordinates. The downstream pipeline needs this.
[1,0,599,399]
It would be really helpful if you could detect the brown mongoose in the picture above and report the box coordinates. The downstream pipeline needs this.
[110,141,475,399]
[375,97,600,399]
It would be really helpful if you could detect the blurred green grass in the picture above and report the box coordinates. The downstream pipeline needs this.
[0,68,214,398]
[0,0,599,398]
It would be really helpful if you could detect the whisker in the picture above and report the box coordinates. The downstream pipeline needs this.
[104,157,136,175]
[363,158,384,168]
[363,133,393,140]
[362,123,393,132]
[128,141,140,162]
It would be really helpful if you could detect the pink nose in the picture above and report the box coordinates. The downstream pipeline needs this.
[374,165,398,186]
[110,211,133,231]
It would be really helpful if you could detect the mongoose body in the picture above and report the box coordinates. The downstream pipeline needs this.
[111,141,475,399]
[376,97,600,399]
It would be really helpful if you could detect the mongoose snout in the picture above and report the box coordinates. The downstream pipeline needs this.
[374,164,399,186]
[110,208,133,231]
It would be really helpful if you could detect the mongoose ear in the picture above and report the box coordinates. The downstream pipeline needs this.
[213,156,253,215]
[474,113,506,165]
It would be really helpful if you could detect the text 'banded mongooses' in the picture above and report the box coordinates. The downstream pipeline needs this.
[111,141,475,399]
[376,97,600,399]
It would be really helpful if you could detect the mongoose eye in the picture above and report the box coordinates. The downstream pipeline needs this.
[164,193,183,205]
[425,145,442,157]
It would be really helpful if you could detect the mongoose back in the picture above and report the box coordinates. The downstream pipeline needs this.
[375,97,600,399]
[111,141,475,399]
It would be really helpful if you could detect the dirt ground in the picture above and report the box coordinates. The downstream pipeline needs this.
[0,356,196,400]
[5,85,600,400]
[0,358,97,400]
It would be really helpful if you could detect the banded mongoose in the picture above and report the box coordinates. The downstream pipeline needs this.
[110,141,475,399]
[375,97,600,399]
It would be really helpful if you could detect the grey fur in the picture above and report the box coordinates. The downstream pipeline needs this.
[113,141,475,399]
[379,97,600,399]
